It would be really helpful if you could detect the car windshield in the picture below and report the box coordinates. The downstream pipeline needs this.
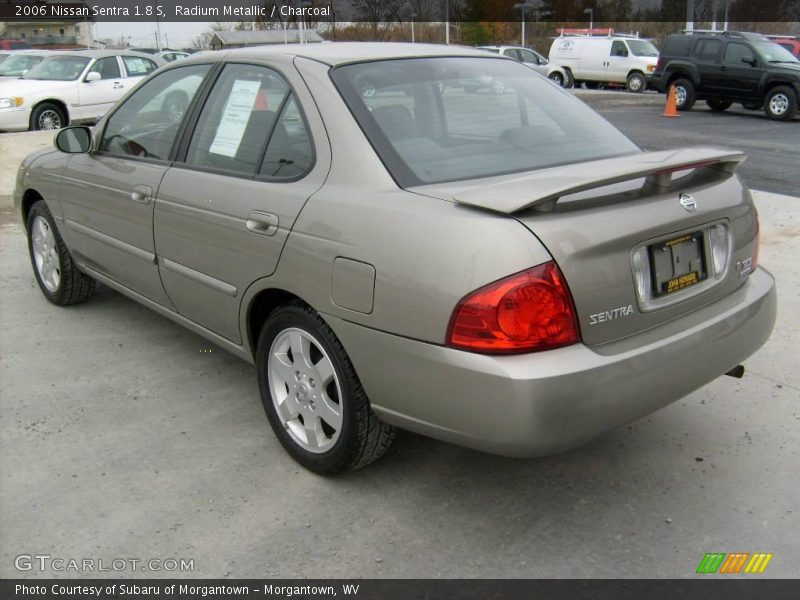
[0,54,45,76]
[754,42,799,63]
[627,40,659,57]
[23,56,90,80]
[332,57,639,186]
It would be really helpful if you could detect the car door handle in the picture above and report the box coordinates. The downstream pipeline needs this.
[246,211,279,236]
[130,185,152,204]
[113,82,124,89]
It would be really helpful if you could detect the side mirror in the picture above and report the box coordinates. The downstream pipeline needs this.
[741,56,757,67]
[55,126,92,154]
[85,71,101,83]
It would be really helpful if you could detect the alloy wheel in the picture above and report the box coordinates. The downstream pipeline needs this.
[38,110,62,130]
[31,215,61,292]
[268,328,343,453]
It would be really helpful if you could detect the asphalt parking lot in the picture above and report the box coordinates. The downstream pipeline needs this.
[0,94,798,579]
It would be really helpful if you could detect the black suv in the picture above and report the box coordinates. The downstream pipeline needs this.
[651,31,800,120]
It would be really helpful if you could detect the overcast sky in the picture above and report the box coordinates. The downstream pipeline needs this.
[94,22,215,48]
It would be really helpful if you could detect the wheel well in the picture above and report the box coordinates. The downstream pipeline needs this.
[246,288,307,356]
[627,70,645,78]
[765,81,797,96]
[30,99,69,128]
[20,189,43,225]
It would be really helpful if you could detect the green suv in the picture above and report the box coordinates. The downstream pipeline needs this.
[651,30,800,120]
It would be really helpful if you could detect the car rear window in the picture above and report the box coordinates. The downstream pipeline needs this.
[331,57,638,187]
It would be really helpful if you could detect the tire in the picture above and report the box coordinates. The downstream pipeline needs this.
[360,80,376,98]
[742,101,762,110]
[626,71,646,93]
[26,200,95,306]
[548,71,565,87]
[31,102,66,131]
[764,86,797,121]
[706,99,733,112]
[492,80,506,94]
[563,69,575,89]
[256,302,396,475]
[672,78,696,111]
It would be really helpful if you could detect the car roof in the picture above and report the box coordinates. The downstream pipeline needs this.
[195,42,500,67]
[46,49,165,61]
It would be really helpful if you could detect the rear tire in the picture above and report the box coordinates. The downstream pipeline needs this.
[26,200,95,305]
[672,78,696,111]
[256,303,396,475]
[764,86,797,121]
[706,99,732,112]
[548,71,565,87]
[626,71,646,93]
[31,102,66,131]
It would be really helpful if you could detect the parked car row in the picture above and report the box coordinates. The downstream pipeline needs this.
[0,47,193,132]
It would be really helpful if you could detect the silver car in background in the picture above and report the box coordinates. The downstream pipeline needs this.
[14,43,775,474]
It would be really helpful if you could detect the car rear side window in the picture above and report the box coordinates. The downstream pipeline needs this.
[662,36,692,57]
[100,64,212,160]
[694,38,722,62]
[88,57,120,80]
[332,57,638,187]
[122,56,157,77]
[258,95,313,180]
[185,64,292,176]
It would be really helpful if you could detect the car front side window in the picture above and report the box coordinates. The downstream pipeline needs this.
[88,57,121,80]
[99,64,212,160]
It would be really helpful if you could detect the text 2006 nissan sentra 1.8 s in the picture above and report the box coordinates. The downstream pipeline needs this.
[14,43,776,474]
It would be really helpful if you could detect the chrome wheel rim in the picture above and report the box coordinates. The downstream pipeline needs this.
[37,109,61,130]
[493,81,505,94]
[549,72,563,86]
[361,83,375,98]
[769,93,789,116]
[675,85,687,106]
[31,215,60,292]
[629,76,643,91]
[268,328,342,454]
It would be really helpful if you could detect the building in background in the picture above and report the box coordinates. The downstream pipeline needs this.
[0,0,93,49]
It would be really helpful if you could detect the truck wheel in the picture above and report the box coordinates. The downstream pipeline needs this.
[672,78,696,111]
[31,102,66,131]
[626,72,646,93]
[706,99,732,112]
[26,200,96,305]
[764,86,797,121]
[256,302,396,474]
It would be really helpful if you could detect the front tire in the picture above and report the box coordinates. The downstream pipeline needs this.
[626,71,646,93]
[26,200,95,305]
[256,303,396,474]
[672,78,696,111]
[764,86,797,121]
[548,71,565,87]
[31,102,66,131]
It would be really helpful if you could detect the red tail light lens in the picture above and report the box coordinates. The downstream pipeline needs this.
[447,262,580,354]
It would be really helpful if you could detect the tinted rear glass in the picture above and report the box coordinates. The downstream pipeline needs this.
[332,57,638,187]
[662,36,692,56]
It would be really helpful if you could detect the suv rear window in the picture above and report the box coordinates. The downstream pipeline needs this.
[331,57,638,187]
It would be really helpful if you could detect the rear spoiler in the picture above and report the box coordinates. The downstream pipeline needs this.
[452,148,746,214]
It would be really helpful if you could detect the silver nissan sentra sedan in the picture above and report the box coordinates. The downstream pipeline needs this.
[14,43,776,474]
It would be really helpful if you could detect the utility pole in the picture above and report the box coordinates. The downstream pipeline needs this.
[156,21,163,51]
[686,0,694,32]
[445,0,449,45]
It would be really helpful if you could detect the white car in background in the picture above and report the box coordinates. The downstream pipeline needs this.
[0,50,164,131]
[0,50,51,81]
[479,45,572,87]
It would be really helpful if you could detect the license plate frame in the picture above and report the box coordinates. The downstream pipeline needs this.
[649,231,708,297]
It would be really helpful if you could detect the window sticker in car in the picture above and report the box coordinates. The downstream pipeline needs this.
[208,79,262,158]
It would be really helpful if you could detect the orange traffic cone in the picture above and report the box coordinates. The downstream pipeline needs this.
[662,85,680,118]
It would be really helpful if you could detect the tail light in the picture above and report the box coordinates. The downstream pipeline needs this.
[447,262,580,354]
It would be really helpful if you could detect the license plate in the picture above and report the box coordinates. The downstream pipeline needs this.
[649,232,707,297]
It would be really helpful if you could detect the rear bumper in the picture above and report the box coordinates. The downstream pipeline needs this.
[325,268,776,457]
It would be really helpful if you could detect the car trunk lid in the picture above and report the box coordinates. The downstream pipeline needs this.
[411,148,759,346]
